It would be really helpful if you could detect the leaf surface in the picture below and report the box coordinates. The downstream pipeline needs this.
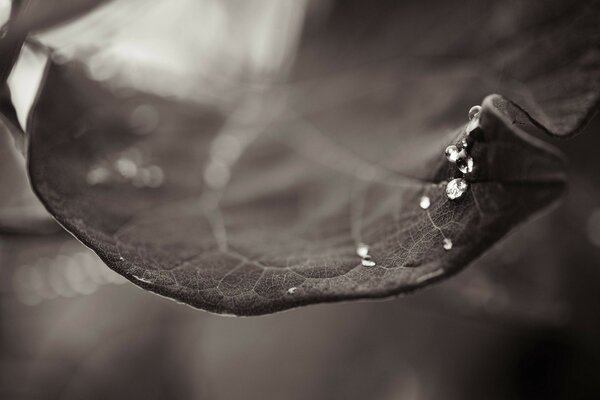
[20,0,600,314]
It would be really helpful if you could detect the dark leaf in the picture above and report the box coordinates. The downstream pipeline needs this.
[18,0,600,314]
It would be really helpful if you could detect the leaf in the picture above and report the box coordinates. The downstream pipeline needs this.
[24,60,564,315]
[16,0,600,314]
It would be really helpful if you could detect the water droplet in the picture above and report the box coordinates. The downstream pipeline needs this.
[445,145,466,163]
[356,243,370,258]
[419,196,431,210]
[129,104,159,135]
[459,135,473,151]
[287,287,297,294]
[468,105,482,120]
[119,256,125,261]
[457,156,474,174]
[361,255,376,267]
[86,166,110,185]
[115,157,138,179]
[446,178,468,200]
[443,238,453,250]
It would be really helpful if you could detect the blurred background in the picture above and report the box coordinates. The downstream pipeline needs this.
[1,0,600,399]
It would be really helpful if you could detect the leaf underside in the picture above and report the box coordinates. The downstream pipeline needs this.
[21,0,600,315]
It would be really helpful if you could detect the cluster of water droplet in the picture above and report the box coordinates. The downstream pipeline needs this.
[12,243,128,306]
[416,105,484,253]
[444,105,482,200]
[86,146,164,188]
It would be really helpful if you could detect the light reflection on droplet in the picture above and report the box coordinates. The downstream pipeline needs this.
[129,104,160,135]
[446,178,468,200]
[457,156,474,174]
[361,258,376,267]
[468,105,482,120]
[445,145,465,163]
[459,135,473,151]
[443,238,453,250]
[587,209,600,247]
[287,287,297,295]
[419,196,431,210]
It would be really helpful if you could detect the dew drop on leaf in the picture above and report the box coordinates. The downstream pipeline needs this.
[443,238,453,250]
[459,135,473,151]
[356,243,370,257]
[419,196,431,210]
[457,156,474,174]
[468,105,482,120]
[445,145,463,163]
[445,178,468,200]
[287,287,297,295]
[361,258,376,267]
[361,254,376,267]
